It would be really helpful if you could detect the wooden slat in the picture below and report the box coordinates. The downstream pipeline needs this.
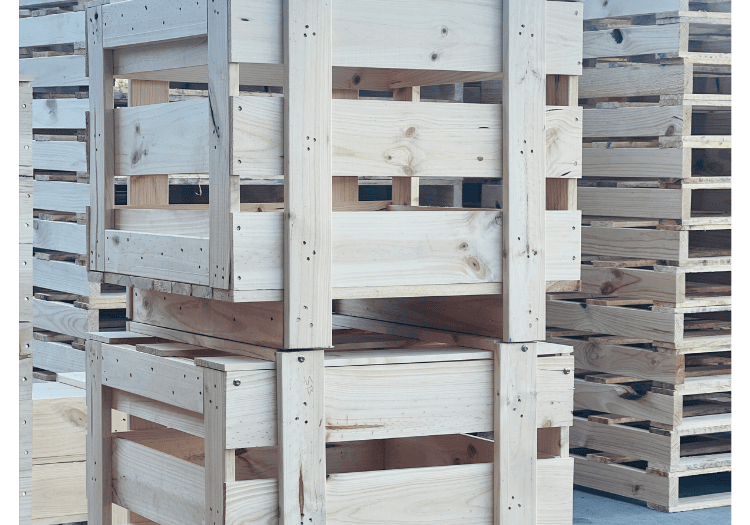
[104,230,209,285]
[102,0,207,49]
[112,436,204,525]
[282,0,333,349]
[32,462,87,525]
[583,105,685,139]
[33,98,88,130]
[33,299,91,340]
[86,341,114,525]
[20,10,85,48]
[19,56,88,88]
[33,258,90,297]
[101,343,204,414]
[582,227,687,261]
[33,180,89,214]
[583,24,683,60]
[33,340,85,374]
[33,219,86,254]
[112,97,581,180]
[583,0,683,20]
[33,140,87,172]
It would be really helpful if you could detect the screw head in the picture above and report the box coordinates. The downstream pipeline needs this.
[521,345,529,352]
[298,356,305,363]
[563,368,571,375]
[233,379,241,386]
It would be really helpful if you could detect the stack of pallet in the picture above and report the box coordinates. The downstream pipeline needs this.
[20,1,129,381]
[83,1,582,524]
[548,0,730,513]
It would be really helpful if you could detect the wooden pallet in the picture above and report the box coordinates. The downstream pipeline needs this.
[578,260,730,308]
[547,296,730,346]
[87,327,574,525]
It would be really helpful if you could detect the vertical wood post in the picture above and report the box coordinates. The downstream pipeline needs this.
[87,4,114,273]
[208,0,240,289]
[86,340,113,525]
[277,351,326,524]
[283,0,333,349]
[204,368,234,525]
[497,1,545,524]
[501,0,546,342]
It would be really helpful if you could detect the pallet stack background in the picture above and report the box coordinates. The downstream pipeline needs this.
[547,0,731,513]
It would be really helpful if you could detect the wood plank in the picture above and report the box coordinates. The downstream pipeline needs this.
[33,340,85,374]
[582,227,687,261]
[102,0,207,49]
[33,258,90,297]
[33,219,86,254]
[571,417,678,465]
[225,458,572,525]
[100,343,204,413]
[33,98,88,130]
[496,342,537,525]
[33,140,87,172]
[547,299,681,344]
[88,3,115,273]
[207,0,239,290]
[277,350,326,524]
[86,340,113,525]
[131,289,283,349]
[204,367,233,525]
[33,180,89,214]
[579,62,689,99]
[574,378,680,426]
[583,0,683,19]
[583,147,687,179]
[282,0,333,349]
[32,462,87,525]
[583,24,683,60]
[112,436,204,525]
[32,386,86,463]
[583,105,685,139]
[20,10,85,48]
[103,230,209,285]
[19,55,88,88]
[111,390,204,439]
[549,335,681,384]
[33,299,90,340]
[579,188,686,220]
[232,210,580,293]
[502,0,546,342]
[573,456,671,505]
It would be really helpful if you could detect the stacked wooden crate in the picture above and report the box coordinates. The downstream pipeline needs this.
[20,75,34,525]
[548,0,730,513]
[20,1,129,380]
[84,0,583,523]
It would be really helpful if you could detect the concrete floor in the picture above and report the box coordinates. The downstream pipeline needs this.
[574,485,731,525]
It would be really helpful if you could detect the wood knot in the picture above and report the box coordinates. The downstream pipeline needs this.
[405,126,416,138]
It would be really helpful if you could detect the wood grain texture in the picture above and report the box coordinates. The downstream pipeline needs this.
[34,180,89,214]
[19,56,88,88]
[277,350,326,524]
[34,219,86,254]
[204,367,233,525]
[33,98,88,130]
[88,3,115,272]
[86,341,113,525]
[102,0,207,49]
[502,0,546,343]
[583,24,683,60]
[283,0,333,349]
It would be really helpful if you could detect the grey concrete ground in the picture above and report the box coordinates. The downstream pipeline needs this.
[574,483,731,525]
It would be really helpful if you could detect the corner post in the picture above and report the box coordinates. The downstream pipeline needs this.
[86,340,113,525]
[497,1,546,524]
[87,4,114,273]
[204,368,234,525]
[208,0,240,289]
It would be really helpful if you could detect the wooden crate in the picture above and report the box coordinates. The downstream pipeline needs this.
[85,0,583,305]
[87,330,574,525]
[84,1,583,523]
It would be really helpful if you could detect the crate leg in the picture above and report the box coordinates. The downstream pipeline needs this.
[392,87,420,206]
[495,343,537,525]
[86,340,114,525]
[204,368,235,525]
[277,351,326,524]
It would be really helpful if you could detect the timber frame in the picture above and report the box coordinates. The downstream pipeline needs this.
[85,1,583,524]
